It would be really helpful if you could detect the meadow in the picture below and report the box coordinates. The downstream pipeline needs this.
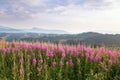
[0,40,120,80]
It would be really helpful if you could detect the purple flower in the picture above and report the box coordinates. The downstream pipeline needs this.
[18,53,21,57]
[94,55,101,61]
[62,53,66,58]
[66,61,69,65]
[19,58,24,64]
[37,67,42,72]
[46,51,54,57]
[57,46,64,52]
[32,58,37,66]
[90,55,94,61]
[52,61,57,67]
[69,59,74,66]
[49,52,54,57]
[100,47,106,53]
[27,55,31,58]
[90,55,101,61]
[19,68,24,75]
[59,60,64,66]
[46,52,49,57]
[0,48,7,53]
[100,62,108,71]
[39,59,43,63]
[108,60,113,65]
[12,48,18,51]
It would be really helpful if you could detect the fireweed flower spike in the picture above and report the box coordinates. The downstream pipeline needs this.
[19,68,24,75]
[19,58,24,64]
[32,58,37,66]
[59,60,64,66]
[0,41,120,80]
[62,53,66,58]
[52,61,57,67]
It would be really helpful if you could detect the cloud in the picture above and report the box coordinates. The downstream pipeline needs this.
[0,0,111,16]
[20,0,44,7]
[0,0,120,33]
[0,0,119,20]
[0,8,6,16]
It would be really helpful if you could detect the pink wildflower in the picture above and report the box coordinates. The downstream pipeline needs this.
[18,53,21,57]
[39,59,43,63]
[49,52,54,57]
[52,61,57,67]
[19,58,24,64]
[32,58,37,66]
[66,61,69,65]
[94,55,101,61]
[62,53,66,58]
[0,48,7,53]
[69,59,74,66]
[108,60,113,65]
[37,67,42,72]
[59,60,64,66]
[19,68,24,75]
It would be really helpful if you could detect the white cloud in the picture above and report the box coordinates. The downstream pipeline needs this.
[0,8,6,16]
[20,0,45,7]
[0,0,120,34]
[46,6,67,13]
[11,4,25,13]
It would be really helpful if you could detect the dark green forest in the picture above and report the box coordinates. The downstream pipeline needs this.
[0,32,120,46]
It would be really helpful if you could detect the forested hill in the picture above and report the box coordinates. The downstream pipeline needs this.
[0,32,120,46]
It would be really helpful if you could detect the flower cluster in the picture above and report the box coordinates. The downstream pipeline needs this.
[0,41,120,80]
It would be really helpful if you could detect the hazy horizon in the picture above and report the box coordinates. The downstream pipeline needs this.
[0,0,120,34]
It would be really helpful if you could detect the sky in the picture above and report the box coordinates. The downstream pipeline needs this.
[0,0,120,34]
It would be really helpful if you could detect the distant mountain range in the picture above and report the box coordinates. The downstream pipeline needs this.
[0,26,21,32]
[0,26,68,34]
[1,31,120,46]
[1,26,120,46]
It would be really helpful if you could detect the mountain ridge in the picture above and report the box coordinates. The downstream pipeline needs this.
[0,26,68,34]
[0,31,120,46]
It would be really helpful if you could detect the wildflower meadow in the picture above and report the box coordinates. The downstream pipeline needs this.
[0,41,120,80]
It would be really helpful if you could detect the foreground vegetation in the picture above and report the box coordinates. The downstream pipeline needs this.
[0,41,120,80]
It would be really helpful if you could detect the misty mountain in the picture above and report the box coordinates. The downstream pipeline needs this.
[25,27,68,34]
[0,26,21,32]
[0,26,68,34]
[1,26,120,46]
